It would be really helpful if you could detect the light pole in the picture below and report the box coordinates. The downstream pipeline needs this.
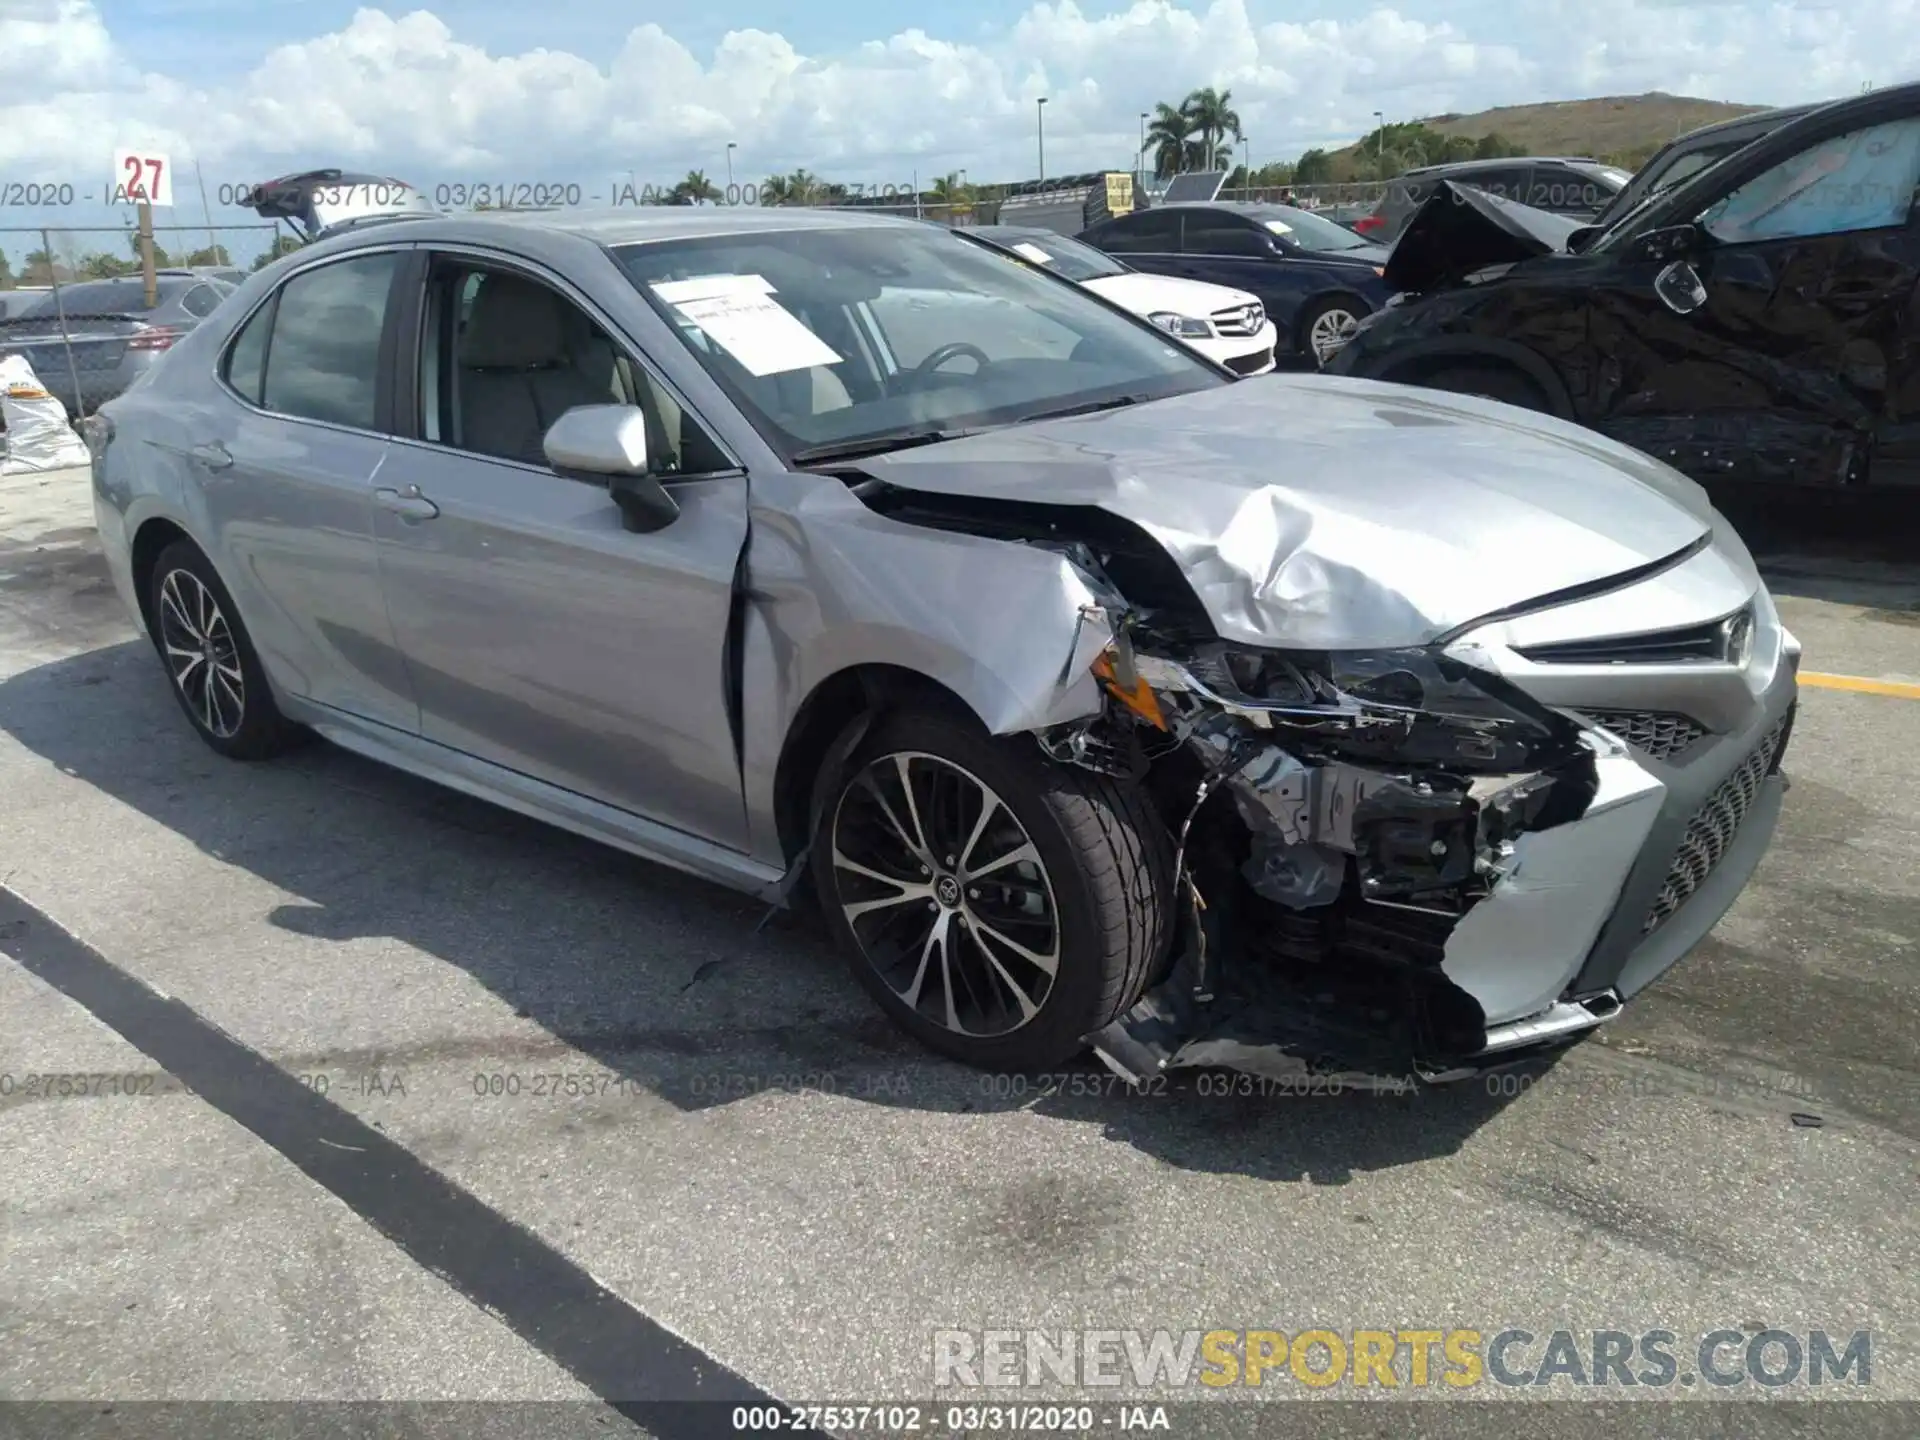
[1036,97,1047,185]
[1139,111,1148,194]
[725,142,737,199]
[1241,137,1251,197]
[1372,111,1385,177]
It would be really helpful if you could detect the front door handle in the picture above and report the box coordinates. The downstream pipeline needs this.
[374,485,440,521]
[189,441,233,471]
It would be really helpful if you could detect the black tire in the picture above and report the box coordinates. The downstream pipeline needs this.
[811,705,1173,1072]
[1415,363,1549,412]
[146,539,306,760]
[1296,295,1369,367]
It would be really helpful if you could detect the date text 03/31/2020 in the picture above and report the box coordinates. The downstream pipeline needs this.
[729,1404,1172,1432]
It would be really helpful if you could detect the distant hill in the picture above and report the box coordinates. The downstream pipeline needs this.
[1328,92,1768,174]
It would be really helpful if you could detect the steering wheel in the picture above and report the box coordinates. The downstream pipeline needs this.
[912,341,992,380]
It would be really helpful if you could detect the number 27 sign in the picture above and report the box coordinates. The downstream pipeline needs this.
[112,149,173,208]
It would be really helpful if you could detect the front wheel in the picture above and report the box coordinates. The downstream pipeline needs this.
[811,707,1173,1072]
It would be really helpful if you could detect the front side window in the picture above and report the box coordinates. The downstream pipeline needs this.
[613,223,1221,460]
[1702,117,1920,244]
[259,253,397,428]
[420,261,727,475]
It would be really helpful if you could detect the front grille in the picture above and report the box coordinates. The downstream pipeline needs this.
[1642,709,1792,934]
[1222,349,1271,376]
[1210,303,1265,337]
[1517,606,1751,666]
[1581,708,1709,762]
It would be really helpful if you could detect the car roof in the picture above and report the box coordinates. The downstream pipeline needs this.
[1658,101,1823,148]
[1400,156,1603,175]
[321,204,923,248]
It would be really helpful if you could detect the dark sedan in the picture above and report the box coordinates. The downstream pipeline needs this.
[0,275,236,417]
[1325,81,1920,492]
[1077,202,1392,365]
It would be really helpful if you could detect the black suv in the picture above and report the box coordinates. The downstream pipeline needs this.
[1352,157,1631,244]
[1591,102,1820,229]
[1325,81,1920,492]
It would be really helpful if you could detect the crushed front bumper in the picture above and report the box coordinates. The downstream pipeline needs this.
[1080,608,1800,1088]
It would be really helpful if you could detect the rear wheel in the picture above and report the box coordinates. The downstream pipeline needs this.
[146,539,306,760]
[1414,363,1549,412]
[812,706,1173,1071]
[1297,296,1368,367]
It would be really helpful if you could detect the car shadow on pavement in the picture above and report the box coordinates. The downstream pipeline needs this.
[0,632,1532,1185]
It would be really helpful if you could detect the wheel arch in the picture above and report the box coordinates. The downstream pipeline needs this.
[1368,336,1575,418]
[771,663,981,866]
[129,515,196,637]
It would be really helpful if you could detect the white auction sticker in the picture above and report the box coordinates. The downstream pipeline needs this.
[1011,242,1055,264]
[652,274,840,376]
[111,148,173,207]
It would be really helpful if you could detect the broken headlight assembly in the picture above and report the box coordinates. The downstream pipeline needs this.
[1141,641,1590,775]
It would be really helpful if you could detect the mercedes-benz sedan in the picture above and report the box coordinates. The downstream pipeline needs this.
[85,199,1798,1084]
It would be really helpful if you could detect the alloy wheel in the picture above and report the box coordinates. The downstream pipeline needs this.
[1309,307,1359,366]
[156,567,246,739]
[830,751,1061,1038]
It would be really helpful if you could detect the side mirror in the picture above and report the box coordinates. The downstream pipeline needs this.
[1629,223,1703,265]
[1654,260,1708,316]
[542,404,680,534]
[1565,225,1601,254]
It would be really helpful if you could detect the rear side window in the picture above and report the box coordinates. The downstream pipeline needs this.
[1526,165,1612,213]
[1457,167,1532,204]
[258,253,398,429]
[1090,211,1180,253]
[222,297,274,406]
[1182,213,1269,257]
[180,284,221,318]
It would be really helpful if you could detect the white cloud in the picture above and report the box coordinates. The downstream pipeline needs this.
[2,0,1918,197]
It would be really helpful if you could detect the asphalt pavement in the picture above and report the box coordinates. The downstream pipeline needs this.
[0,462,1915,1439]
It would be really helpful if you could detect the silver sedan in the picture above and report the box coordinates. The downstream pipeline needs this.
[83,202,1798,1082]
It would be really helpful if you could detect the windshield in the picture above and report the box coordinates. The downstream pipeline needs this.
[1255,207,1373,251]
[975,229,1128,282]
[614,224,1223,462]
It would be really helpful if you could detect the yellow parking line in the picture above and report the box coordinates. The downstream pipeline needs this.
[1800,671,1920,700]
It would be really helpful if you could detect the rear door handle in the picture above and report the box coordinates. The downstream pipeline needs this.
[189,441,233,471]
[374,485,440,521]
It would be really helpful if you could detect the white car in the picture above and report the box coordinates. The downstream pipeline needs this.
[960,225,1278,376]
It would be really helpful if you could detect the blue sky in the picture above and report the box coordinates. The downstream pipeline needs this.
[2,0,1915,262]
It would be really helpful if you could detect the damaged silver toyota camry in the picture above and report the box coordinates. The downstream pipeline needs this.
[86,197,1798,1085]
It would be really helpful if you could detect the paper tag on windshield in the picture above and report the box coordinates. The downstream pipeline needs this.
[1011,242,1055,264]
[1263,220,1292,235]
[651,275,840,376]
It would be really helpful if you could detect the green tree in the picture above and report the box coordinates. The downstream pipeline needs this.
[0,247,11,288]
[759,173,793,205]
[122,228,174,267]
[81,252,133,279]
[667,170,721,205]
[1181,87,1243,171]
[1474,131,1525,160]
[786,169,827,203]
[183,244,233,267]
[250,234,304,272]
[1293,148,1334,185]
[929,172,973,211]
[1141,101,1194,179]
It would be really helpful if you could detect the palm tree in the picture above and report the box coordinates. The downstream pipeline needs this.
[668,170,721,206]
[930,172,973,212]
[759,173,793,205]
[785,169,826,204]
[1181,87,1243,172]
[1141,102,1194,179]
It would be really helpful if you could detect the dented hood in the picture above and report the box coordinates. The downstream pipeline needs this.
[857,375,1715,650]
[1383,180,1586,294]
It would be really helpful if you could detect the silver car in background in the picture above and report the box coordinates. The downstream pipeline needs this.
[0,274,236,418]
[84,202,1797,1083]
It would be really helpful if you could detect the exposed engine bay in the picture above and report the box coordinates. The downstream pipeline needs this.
[850,476,1660,1088]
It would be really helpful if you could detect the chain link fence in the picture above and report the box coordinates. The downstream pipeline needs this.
[0,223,282,426]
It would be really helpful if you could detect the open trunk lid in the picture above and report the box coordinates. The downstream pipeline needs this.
[1383,180,1586,294]
[239,169,437,241]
